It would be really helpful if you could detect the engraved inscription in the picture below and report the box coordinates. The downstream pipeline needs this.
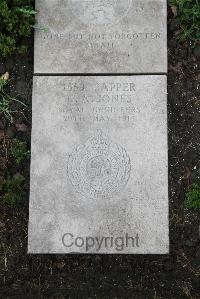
[57,80,138,124]
[67,130,131,199]
[69,0,132,25]
[34,0,167,73]
[38,31,162,52]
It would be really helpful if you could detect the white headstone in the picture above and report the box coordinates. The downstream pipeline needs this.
[28,75,168,254]
[34,0,167,73]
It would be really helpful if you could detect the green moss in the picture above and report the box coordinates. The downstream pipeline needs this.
[0,173,25,206]
[11,139,30,165]
[185,183,200,211]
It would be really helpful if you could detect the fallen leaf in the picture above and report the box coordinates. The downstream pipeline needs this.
[169,62,183,74]
[184,167,192,185]
[170,5,177,17]
[15,123,30,133]
[55,261,65,269]
[1,72,9,81]
[174,29,182,37]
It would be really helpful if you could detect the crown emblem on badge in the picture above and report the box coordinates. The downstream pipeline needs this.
[69,0,132,26]
[90,130,110,151]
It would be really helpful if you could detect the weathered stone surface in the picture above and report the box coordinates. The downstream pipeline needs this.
[34,0,167,73]
[28,75,168,254]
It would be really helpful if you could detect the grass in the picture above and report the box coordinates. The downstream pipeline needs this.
[169,0,200,41]
[0,73,27,123]
[0,72,30,207]
[11,139,30,165]
[0,94,27,123]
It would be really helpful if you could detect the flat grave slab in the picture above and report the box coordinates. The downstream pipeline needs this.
[34,0,167,74]
[28,75,168,254]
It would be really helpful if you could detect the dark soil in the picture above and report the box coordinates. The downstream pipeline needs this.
[0,7,200,299]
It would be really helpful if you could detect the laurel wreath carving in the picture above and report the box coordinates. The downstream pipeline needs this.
[67,131,131,199]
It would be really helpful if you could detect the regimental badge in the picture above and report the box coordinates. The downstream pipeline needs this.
[67,130,131,199]
[69,0,132,26]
